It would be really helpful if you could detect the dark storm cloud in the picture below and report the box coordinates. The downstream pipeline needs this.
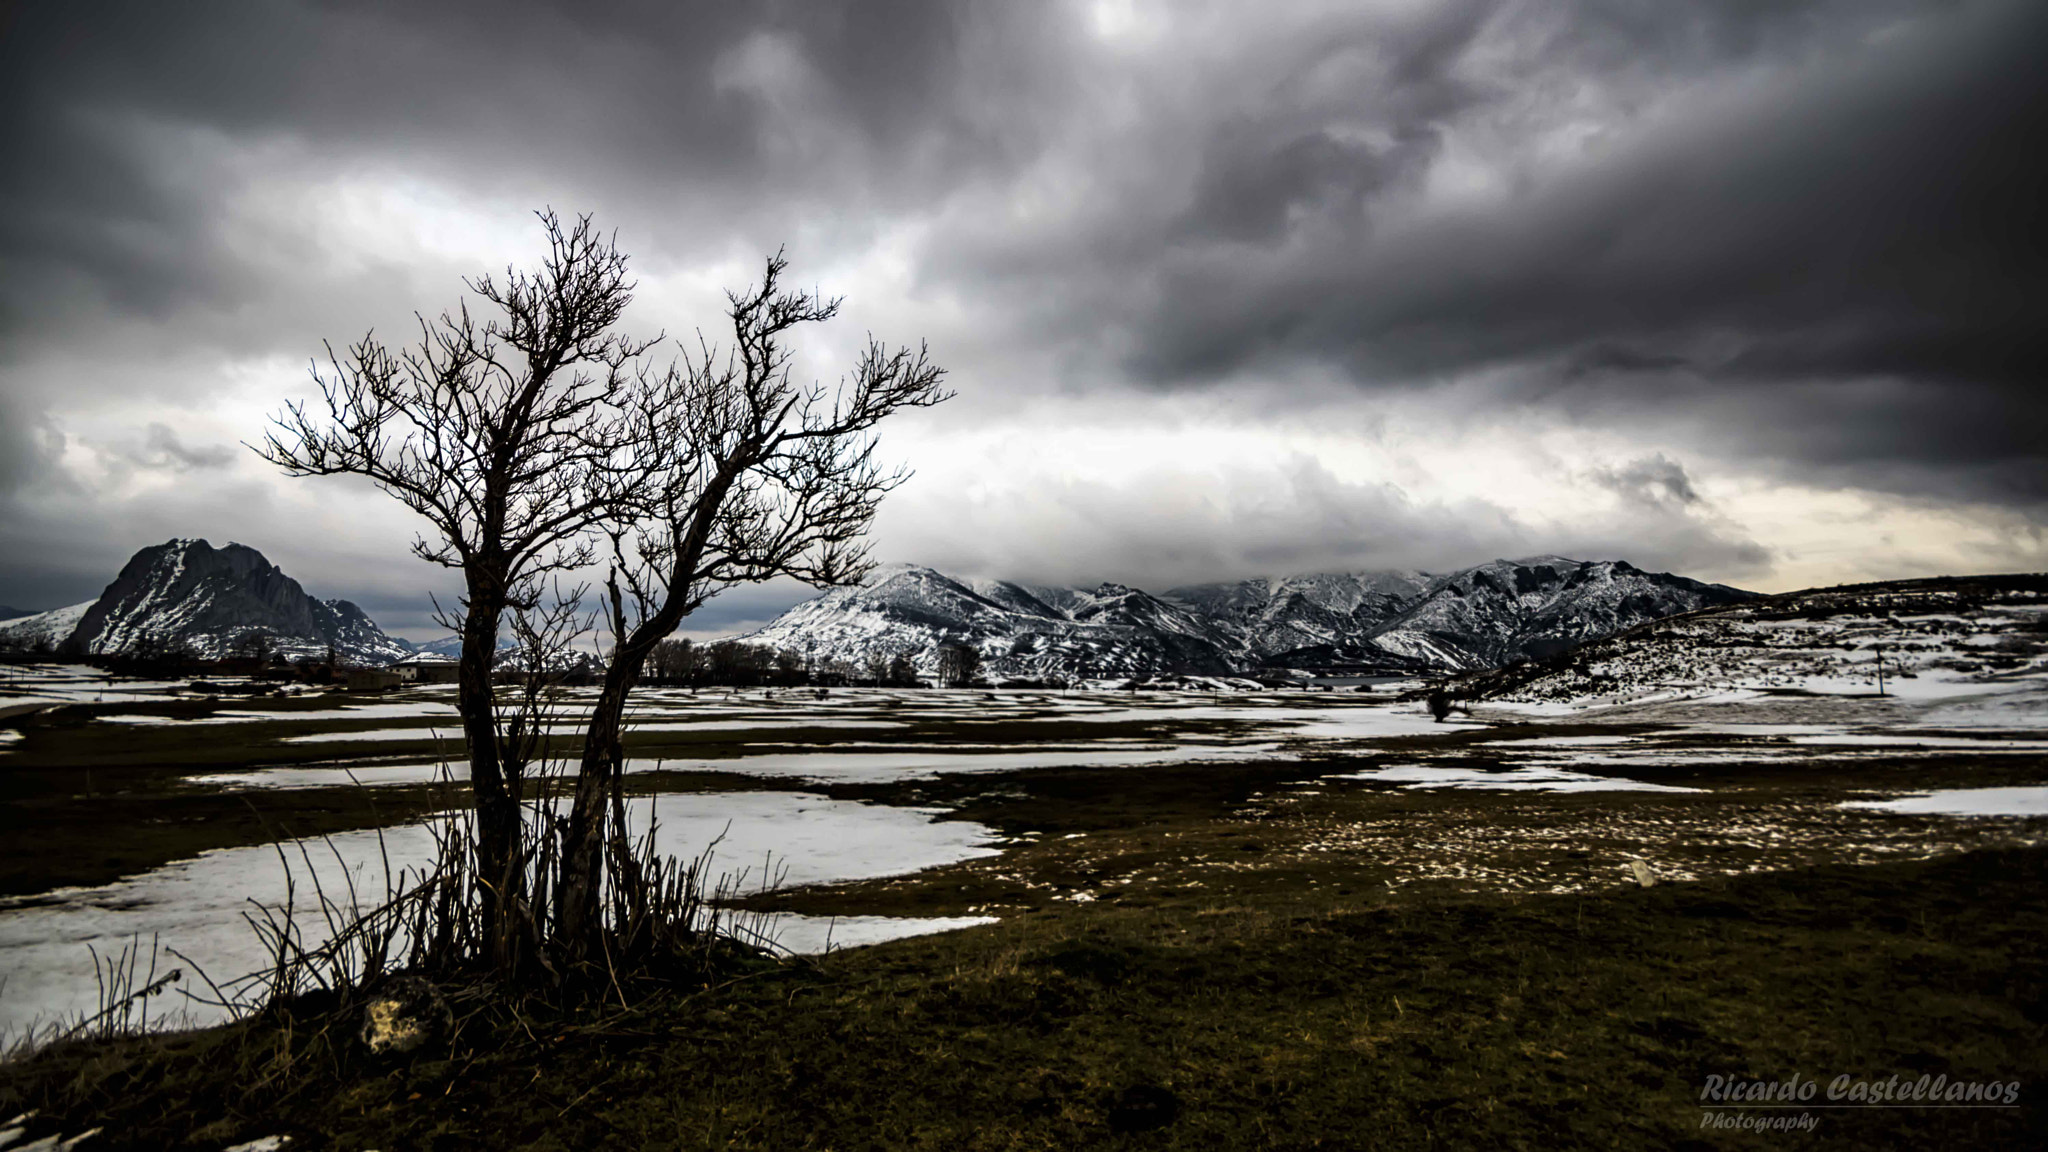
[1066,0,2047,504]
[2,0,2042,612]
[1592,454,1701,509]
[0,0,1077,613]
[0,0,1054,352]
[128,424,236,473]
[0,393,65,498]
[883,444,1775,591]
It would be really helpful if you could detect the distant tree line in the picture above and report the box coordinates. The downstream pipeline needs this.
[2,626,1008,693]
[0,630,289,677]
[644,638,927,688]
[1,628,371,683]
[936,643,981,688]
[0,633,63,661]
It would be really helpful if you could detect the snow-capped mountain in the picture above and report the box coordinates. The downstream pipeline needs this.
[736,558,1752,681]
[0,601,96,654]
[1339,557,1749,671]
[1469,573,2048,710]
[0,539,413,664]
[1165,570,1436,662]
[738,565,1241,680]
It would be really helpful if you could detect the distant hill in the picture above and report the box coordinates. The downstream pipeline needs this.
[1465,572,2048,708]
[0,602,95,654]
[0,539,413,664]
[0,606,33,621]
[737,558,1753,681]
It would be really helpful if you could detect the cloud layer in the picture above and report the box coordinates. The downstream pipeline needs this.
[3,0,2042,629]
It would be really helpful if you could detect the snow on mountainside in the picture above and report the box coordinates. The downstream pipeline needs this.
[1166,570,1435,662]
[0,602,96,653]
[23,539,414,664]
[740,565,1241,680]
[1360,558,1749,671]
[738,558,1751,681]
[1468,573,2048,718]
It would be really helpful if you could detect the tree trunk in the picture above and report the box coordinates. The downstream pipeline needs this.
[553,469,743,963]
[553,659,640,959]
[456,576,523,974]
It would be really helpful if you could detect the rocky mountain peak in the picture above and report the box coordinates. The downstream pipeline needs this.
[43,538,413,664]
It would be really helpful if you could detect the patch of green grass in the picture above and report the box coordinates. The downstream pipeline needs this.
[5,847,2044,1149]
[5,689,2045,1147]
[750,748,2048,920]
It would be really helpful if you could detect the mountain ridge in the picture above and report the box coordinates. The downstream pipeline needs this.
[737,558,1753,681]
[0,539,413,664]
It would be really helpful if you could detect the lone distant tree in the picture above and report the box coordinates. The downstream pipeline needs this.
[937,643,982,688]
[231,631,276,666]
[1427,684,1453,723]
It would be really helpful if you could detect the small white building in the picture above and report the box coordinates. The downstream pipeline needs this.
[386,653,461,684]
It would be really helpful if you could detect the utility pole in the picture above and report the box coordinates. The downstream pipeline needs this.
[1875,644,1887,697]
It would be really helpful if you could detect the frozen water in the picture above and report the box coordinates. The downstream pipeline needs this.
[186,762,466,790]
[188,742,1298,792]
[747,913,998,954]
[0,791,1003,1040]
[624,743,1294,784]
[1789,733,2048,750]
[1486,734,1642,747]
[281,726,462,744]
[1332,764,1701,793]
[1839,786,2048,818]
[625,718,912,732]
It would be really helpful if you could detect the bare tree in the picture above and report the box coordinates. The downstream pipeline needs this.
[256,211,659,970]
[552,253,950,956]
[647,637,702,682]
[937,643,982,688]
[1427,684,1453,723]
[230,630,276,666]
[257,215,945,979]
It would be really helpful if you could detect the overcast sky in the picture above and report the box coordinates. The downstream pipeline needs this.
[3,0,2043,639]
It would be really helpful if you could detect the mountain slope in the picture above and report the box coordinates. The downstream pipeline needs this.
[18,539,413,664]
[0,602,96,653]
[738,558,1752,681]
[1467,573,2048,714]
[1361,559,1750,670]
[1166,570,1434,661]
[739,565,1243,679]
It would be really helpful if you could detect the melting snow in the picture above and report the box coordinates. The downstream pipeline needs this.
[1839,787,2048,818]
[1332,765,1702,793]
[0,791,1002,1040]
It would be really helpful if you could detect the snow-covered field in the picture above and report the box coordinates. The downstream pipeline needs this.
[1475,581,2048,735]
[1332,764,1702,793]
[2,611,2044,1044]
[0,791,1002,1041]
[1839,786,2048,818]
[0,663,196,710]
